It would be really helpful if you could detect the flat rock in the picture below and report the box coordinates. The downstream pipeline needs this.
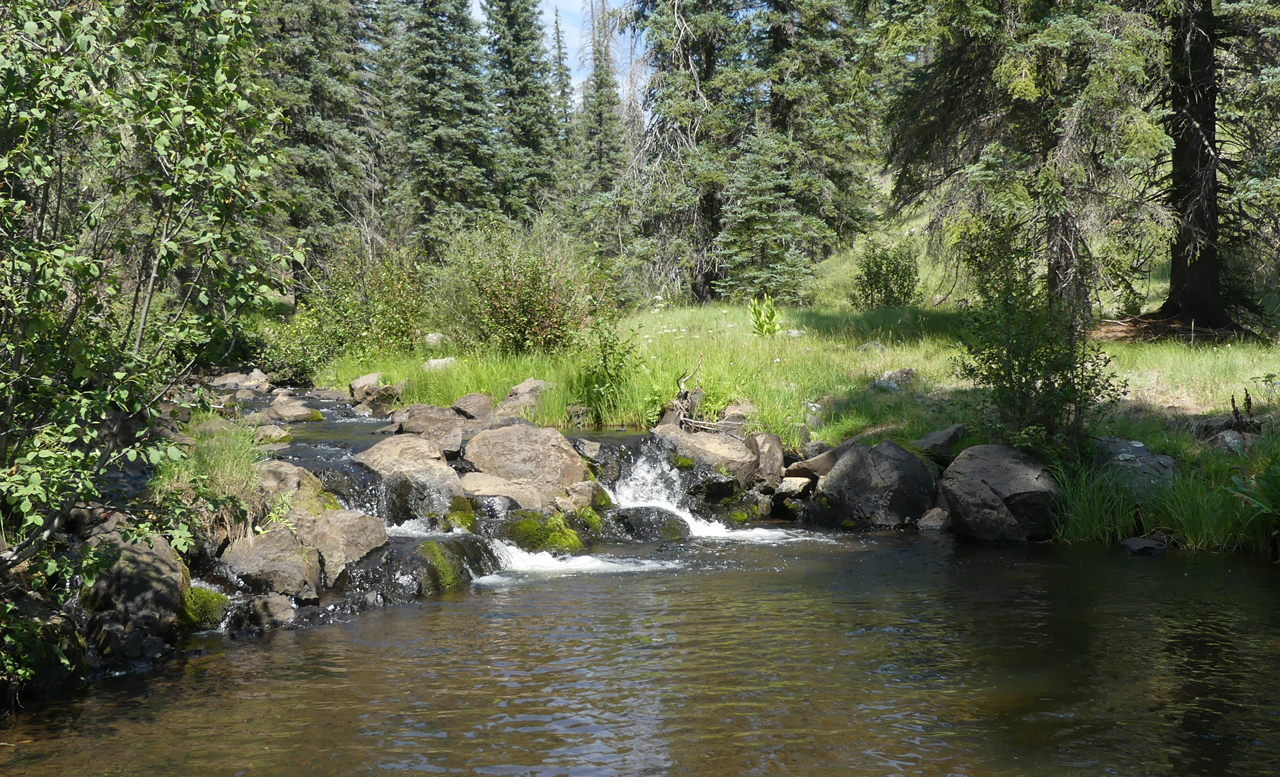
[459,472,544,510]
[265,396,322,423]
[255,424,291,444]
[452,393,495,423]
[353,435,443,473]
[941,445,1059,543]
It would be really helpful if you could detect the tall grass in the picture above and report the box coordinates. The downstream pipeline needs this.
[150,413,266,537]
[1054,468,1140,544]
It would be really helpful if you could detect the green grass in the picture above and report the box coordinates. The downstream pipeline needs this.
[149,412,267,535]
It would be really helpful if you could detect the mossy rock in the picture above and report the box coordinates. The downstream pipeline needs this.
[575,505,604,535]
[443,495,478,533]
[591,488,613,511]
[183,587,230,630]
[506,510,583,554]
[673,455,695,470]
[418,540,460,591]
[726,510,749,524]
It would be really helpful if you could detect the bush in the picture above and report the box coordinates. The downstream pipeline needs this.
[446,219,596,354]
[258,238,435,382]
[851,240,919,309]
[953,216,1121,451]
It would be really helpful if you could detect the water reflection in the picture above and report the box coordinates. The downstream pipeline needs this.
[4,535,1280,776]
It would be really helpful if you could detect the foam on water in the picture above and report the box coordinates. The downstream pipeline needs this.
[385,518,444,538]
[607,447,812,544]
[473,540,679,587]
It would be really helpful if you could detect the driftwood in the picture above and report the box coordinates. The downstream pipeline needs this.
[662,355,744,440]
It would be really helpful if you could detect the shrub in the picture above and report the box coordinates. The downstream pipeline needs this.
[851,240,919,309]
[953,217,1121,451]
[446,218,595,354]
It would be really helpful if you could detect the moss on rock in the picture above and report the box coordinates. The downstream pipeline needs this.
[726,510,749,524]
[183,587,230,630]
[507,511,584,553]
[673,455,695,470]
[418,540,459,591]
[444,495,478,533]
[576,505,604,534]
[591,488,613,510]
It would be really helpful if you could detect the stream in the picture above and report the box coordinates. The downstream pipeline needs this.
[4,395,1280,776]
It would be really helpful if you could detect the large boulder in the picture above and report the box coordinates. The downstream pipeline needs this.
[1094,438,1176,505]
[651,424,757,488]
[459,472,545,511]
[87,515,187,640]
[386,405,464,457]
[352,437,465,526]
[220,525,321,603]
[464,425,589,504]
[452,392,495,423]
[289,508,388,585]
[259,460,339,515]
[496,378,550,419]
[941,444,1060,543]
[814,440,936,528]
[746,433,785,491]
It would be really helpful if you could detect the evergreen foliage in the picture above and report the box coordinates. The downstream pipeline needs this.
[483,0,558,215]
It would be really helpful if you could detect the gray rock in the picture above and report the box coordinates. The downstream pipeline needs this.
[265,395,322,423]
[878,368,917,387]
[785,437,858,479]
[941,445,1060,543]
[1094,437,1177,505]
[354,382,403,417]
[774,476,814,499]
[229,593,296,631]
[349,372,384,403]
[87,518,187,640]
[452,392,495,423]
[390,406,464,457]
[496,378,551,419]
[912,424,966,464]
[423,357,456,371]
[353,437,464,525]
[815,440,936,528]
[1120,536,1168,556]
[464,425,589,504]
[211,370,270,392]
[573,437,625,483]
[610,507,692,543]
[800,440,831,459]
[353,435,443,471]
[258,460,337,515]
[917,507,951,531]
[255,424,291,444]
[234,389,256,401]
[309,389,350,402]
[747,432,785,491]
[289,508,388,584]
[1209,429,1255,455]
[872,379,902,392]
[221,525,321,603]
[459,472,545,510]
[651,424,757,488]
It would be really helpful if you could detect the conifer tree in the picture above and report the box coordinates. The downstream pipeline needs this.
[483,0,558,215]
[387,0,501,248]
[550,9,575,148]
[579,1,626,197]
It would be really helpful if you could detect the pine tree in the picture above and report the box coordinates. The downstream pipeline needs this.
[483,0,558,215]
[550,9,575,148]
[257,0,375,276]
[579,0,626,197]
[386,0,501,248]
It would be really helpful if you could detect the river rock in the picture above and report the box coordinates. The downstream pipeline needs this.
[309,388,351,402]
[610,507,692,543]
[459,472,545,510]
[353,437,464,525]
[464,425,589,504]
[265,395,322,424]
[784,438,858,480]
[349,373,383,403]
[211,369,271,392]
[774,477,814,500]
[228,593,296,632]
[573,438,625,483]
[423,357,456,371]
[289,508,388,585]
[342,536,501,605]
[87,516,187,640]
[747,433,785,491]
[814,440,936,528]
[1210,429,1255,455]
[496,378,550,419]
[390,405,464,456]
[651,424,757,488]
[255,424,291,444]
[1120,536,1168,556]
[220,525,321,603]
[1094,438,1177,505]
[452,393,495,425]
[912,424,966,464]
[917,508,951,531]
[941,445,1060,543]
[259,460,337,515]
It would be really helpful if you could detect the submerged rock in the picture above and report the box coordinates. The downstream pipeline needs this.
[1120,536,1168,556]
[941,445,1059,543]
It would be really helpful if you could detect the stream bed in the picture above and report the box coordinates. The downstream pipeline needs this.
[5,396,1280,775]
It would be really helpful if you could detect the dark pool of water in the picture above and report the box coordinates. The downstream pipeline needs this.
[4,533,1280,776]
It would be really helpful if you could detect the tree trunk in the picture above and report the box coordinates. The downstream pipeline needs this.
[1153,0,1232,329]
